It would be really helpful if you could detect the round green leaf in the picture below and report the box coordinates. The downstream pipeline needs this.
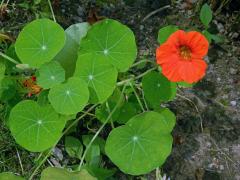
[74,53,118,103]
[158,25,178,44]
[15,19,65,68]
[54,23,90,78]
[9,100,66,152]
[105,111,173,175]
[36,61,65,89]
[79,19,137,72]
[41,167,96,180]
[48,77,89,115]
[142,71,176,108]
[200,3,212,27]
[0,172,24,180]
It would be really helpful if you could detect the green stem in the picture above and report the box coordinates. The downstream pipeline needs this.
[130,82,145,112]
[78,85,127,170]
[0,52,19,65]
[117,67,157,86]
[28,104,97,180]
[47,0,56,22]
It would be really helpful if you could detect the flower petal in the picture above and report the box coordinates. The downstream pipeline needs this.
[156,43,178,64]
[178,59,207,83]
[166,30,187,47]
[186,31,209,58]
[161,59,183,82]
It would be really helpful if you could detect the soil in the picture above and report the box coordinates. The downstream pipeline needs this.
[0,0,240,179]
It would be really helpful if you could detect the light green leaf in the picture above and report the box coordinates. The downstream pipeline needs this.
[79,19,137,72]
[65,136,83,159]
[40,167,96,180]
[0,172,24,180]
[105,111,173,175]
[142,71,176,108]
[158,25,178,44]
[157,108,176,132]
[15,19,65,68]
[36,61,65,89]
[54,23,90,78]
[86,166,116,180]
[48,77,89,115]
[200,3,212,27]
[74,53,118,103]
[9,100,66,152]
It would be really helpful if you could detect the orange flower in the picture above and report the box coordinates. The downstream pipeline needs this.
[156,30,209,83]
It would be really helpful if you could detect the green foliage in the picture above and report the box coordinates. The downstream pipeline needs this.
[15,19,65,68]
[0,60,6,82]
[78,19,137,72]
[0,78,16,101]
[0,172,24,180]
[200,3,213,28]
[48,77,89,115]
[74,53,118,103]
[0,15,209,178]
[116,102,137,124]
[95,88,124,123]
[105,111,173,175]
[40,167,96,180]
[142,71,176,108]
[158,25,178,44]
[54,23,90,78]
[9,100,66,152]
[36,61,65,89]
[65,136,83,159]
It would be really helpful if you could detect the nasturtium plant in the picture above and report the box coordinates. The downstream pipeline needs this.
[142,71,176,108]
[41,167,96,180]
[105,111,173,175]
[54,23,90,78]
[36,61,65,89]
[1,2,212,177]
[15,19,65,68]
[9,100,66,152]
[74,53,118,103]
[48,77,89,115]
[78,19,137,72]
[158,25,178,44]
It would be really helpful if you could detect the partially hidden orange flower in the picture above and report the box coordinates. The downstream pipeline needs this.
[156,30,209,83]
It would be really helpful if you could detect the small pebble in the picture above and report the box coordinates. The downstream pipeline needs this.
[230,100,237,106]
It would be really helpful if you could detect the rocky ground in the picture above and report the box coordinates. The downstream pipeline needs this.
[0,0,240,179]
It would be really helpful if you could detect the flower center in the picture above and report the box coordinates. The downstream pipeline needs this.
[179,46,191,60]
